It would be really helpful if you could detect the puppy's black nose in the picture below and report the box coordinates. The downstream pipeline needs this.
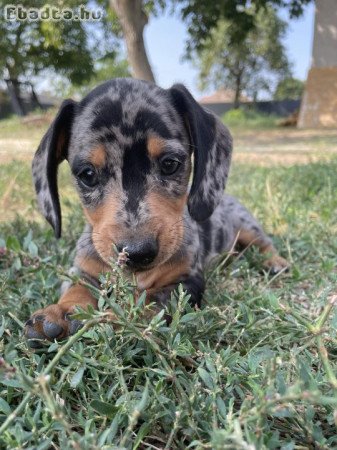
[117,239,158,268]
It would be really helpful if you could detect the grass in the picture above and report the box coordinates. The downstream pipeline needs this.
[0,152,337,448]
[222,109,279,130]
[0,110,53,139]
[0,161,77,223]
[0,110,53,165]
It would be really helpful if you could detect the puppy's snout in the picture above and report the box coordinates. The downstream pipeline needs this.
[117,238,158,269]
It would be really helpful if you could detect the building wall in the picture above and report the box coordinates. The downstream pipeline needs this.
[312,0,337,68]
[298,67,337,128]
[299,0,337,128]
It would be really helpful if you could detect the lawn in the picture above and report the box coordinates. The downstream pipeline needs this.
[0,112,337,449]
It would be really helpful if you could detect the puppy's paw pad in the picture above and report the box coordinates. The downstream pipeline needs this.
[25,322,46,348]
[69,319,83,335]
[24,305,82,347]
[25,326,45,340]
[42,321,64,339]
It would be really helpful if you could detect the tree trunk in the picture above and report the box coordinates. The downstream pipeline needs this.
[110,0,155,83]
[5,78,25,116]
[30,84,42,109]
[233,76,241,109]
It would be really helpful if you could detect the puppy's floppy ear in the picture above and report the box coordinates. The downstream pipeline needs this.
[32,99,76,238]
[169,84,232,222]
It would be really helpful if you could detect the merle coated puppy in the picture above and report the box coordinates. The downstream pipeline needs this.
[25,78,289,343]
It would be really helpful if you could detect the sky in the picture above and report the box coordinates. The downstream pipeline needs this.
[143,3,315,98]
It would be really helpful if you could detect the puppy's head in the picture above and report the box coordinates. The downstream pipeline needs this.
[32,79,232,271]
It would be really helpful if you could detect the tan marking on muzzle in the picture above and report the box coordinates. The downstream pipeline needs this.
[136,255,190,292]
[146,191,187,265]
[83,194,122,262]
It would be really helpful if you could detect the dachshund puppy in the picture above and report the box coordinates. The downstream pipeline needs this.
[25,78,288,343]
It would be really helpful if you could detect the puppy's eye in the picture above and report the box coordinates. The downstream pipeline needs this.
[78,167,98,187]
[160,158,180,176]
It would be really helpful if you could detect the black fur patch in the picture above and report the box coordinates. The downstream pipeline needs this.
[35,178,42,194]
[215,228,225,253]
[104,131,117,143]
[119,109,172,140]
[182,274,205,308]
[91,99,123,130]
[122,139,151,213]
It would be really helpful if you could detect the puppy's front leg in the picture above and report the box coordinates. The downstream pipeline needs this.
[25,285,97,346]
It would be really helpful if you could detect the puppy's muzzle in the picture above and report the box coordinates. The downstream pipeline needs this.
[117,238,158,270]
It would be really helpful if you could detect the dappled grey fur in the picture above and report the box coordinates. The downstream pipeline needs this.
[32,78,281,309]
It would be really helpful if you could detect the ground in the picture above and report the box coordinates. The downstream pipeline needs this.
[0,111,337,449]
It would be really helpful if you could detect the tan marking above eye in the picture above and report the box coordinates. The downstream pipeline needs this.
[89,144,106,167]
[147,135,165,158]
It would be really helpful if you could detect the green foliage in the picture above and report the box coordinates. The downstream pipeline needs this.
[50,55,130,98]
[197,6,290,106]
[111,0,312,66]
[0,0,122,86]
[274,77,305,100]
[222,108,278,129]
[174,0,313,55]
[0,155,337,448]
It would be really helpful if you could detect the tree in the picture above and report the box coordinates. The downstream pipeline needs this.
[109,0,156,82]
[61,55,130,98]
[196,6,290,108]
[274,77,304,100]
[176,0,313,56]
[0,0,123,114]
[109,0,312,84]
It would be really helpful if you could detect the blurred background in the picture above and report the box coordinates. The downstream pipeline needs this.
[1,0,336,120]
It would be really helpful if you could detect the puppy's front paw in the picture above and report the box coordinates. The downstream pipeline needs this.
[25,304,83,348]
[263,255,290,275]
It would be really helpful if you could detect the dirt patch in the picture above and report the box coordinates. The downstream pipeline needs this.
[231,127,337,165]
[0,139,39,163]
[233,151,334,166]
